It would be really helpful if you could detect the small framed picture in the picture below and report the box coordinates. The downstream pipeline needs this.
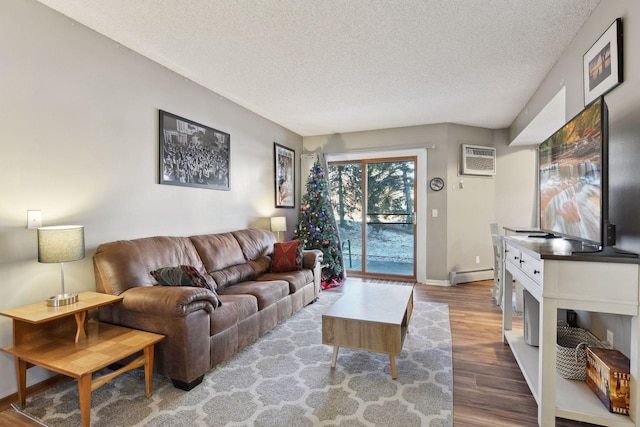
[583,18,623,105]
[159,110,230,190]
[274,143,295,208]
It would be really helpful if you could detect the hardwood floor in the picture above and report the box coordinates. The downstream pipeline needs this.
[415,279,541,426]
[420,280,596,426]
[0,279,599,426]
[0,406,43,427]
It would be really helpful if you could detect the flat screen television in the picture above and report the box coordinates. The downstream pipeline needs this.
[538,96,610,249]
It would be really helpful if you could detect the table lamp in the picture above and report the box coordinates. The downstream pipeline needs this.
[270,216,287,242]
[37,225,85,307]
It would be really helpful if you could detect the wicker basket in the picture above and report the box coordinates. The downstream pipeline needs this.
[556,322,608,381]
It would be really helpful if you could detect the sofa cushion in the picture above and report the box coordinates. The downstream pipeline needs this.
[94,236,207,296]
[248,257,271,276]
[232,229,275,261]
[209,264,257,291]
[190,233,258,290]
[271,240,303,273]
[258,269,314,293]
[218,280,289,310]
[210,294,258,335]
[190,233,246,272]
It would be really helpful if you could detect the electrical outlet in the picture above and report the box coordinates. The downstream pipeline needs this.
[606,329,614,348]
[475,256,480,264]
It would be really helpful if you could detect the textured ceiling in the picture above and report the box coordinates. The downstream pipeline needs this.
[36,0,600,137]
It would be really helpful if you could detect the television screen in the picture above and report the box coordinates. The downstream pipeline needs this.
[539,98,605,245]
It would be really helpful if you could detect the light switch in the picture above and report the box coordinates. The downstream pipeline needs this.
[27,210,42,229]
[432,209,438,218]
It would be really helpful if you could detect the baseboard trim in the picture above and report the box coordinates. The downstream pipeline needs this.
[421,279,452,287]
[449,269,494,286]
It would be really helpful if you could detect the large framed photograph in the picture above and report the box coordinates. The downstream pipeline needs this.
[583,18,623,105]
[274,142,295,208]
[159,110,230,190]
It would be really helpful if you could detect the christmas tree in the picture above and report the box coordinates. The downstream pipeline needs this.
[295,159,344,289]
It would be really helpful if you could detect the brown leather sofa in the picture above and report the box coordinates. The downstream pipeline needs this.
[93,228,322,390]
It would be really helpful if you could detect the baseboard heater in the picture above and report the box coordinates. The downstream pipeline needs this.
[449,268,493,286]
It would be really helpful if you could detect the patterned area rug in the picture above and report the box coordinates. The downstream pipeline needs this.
[19,291,453,426]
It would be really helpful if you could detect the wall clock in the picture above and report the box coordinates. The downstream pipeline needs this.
[429,177,444,191]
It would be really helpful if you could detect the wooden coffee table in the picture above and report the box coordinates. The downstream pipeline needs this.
[1,292,164,427]
[322,282,414,379]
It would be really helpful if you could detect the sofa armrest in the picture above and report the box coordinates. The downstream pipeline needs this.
[302,249,324,269]
[99,286,213,386]
[118,286,219,317]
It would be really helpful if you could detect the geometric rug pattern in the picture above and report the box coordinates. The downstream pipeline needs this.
[19,291,453,426]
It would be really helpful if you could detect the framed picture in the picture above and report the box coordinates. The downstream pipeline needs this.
[159,110,230,190]
[274,142,295,208]
[583,18,623,105]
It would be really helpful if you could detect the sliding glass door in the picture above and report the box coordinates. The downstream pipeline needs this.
[328,157,416,280]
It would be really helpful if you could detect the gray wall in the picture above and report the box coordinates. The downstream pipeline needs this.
[0,0,302,398]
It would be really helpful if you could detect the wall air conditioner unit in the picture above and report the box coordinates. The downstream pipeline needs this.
[460,144,496,176]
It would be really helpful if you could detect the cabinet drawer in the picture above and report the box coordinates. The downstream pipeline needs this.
[504,241,543,287]
[504,242,521,267]
[519,250,543,285]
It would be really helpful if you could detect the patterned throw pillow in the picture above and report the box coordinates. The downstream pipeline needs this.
[150,265,221,306]
[271,240,303,273]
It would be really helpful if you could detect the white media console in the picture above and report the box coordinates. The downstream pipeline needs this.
[501,235,640,426]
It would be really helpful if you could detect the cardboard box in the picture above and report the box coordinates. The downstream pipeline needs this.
[586,347,630,415]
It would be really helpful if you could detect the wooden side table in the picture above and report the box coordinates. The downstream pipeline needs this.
[1,291,164,427]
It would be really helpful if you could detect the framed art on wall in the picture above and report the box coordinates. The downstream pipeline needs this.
[583,18,623,105]
[274,142,295,208]
[159,110,230,190]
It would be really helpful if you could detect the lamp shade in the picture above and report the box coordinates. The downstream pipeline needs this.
[37,225,86,263]
[270,216,287,232]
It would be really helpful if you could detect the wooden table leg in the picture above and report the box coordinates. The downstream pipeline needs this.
[390,355,397,379]
[15,357,27,408]
[78,374,92,427]
[144,344,155,397]
[331,347,340,368]
[74,311,88,343]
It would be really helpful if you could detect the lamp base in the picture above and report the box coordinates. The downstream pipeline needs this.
[46,293,78,307]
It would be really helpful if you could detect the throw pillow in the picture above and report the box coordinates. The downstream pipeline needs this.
[150,265,221,306]
[271,240,303,273]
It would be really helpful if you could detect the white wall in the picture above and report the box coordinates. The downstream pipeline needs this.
[0,0,302,399]
[494,130,538,230]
